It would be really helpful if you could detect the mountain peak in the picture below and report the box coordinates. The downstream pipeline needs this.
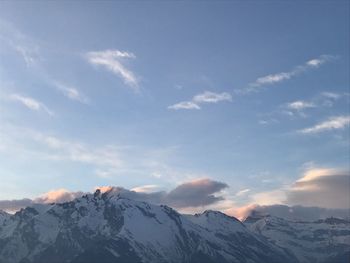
[0,195,295,263]
[243,209,270,224]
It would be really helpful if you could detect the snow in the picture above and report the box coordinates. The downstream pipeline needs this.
[246,215,350,263]
[188,210,246,234]
[0,211,10,225]
[0,190,348,263]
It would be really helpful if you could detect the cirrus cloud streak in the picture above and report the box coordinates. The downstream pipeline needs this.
[246,55,337,92]
[168,91,232,110]
[299,115,350,134]
[9,94,54,116]
[85,49,138,91]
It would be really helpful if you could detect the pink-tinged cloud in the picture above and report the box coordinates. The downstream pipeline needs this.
[224,204,259,221]
[0,189,86,213]
[34,189,85,204]
[286,168,350,209]
[0,179,228,213]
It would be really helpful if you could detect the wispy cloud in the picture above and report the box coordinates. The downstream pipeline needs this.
[283,100,316,118]
[287,100,315,111]
[168,101,201,110]
[0,124,198,183]
[306,56,333,67]
[13,45,39,66]
[0,20,40,66]
[85,49,138,91]
[32,133,124,171]
[319,91,345,107]
[0,20,92,106]
[320,91,341,100]
[9,94,53,116]
[193,91,232,103]
[53,82,89,104]
[0,124,123,176]
[253,72,293,87]
[131,185,161,193]
[260,91,345,122]
[287,91,343,111]
[235,188,251,197]
[299,115,350,134]
[247,55,336,91]
[168,91,232,110]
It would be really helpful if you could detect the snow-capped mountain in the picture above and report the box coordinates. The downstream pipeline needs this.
[0,188,348,263]
[0,188,293,263]
[245,212,350,263]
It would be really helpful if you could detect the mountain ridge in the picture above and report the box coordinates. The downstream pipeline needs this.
[0,188,348,263]
[244,213,350,263]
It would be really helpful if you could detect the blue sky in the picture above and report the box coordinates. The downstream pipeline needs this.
[0,1,349,213]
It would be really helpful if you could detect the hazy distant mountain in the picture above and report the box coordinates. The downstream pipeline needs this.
[0,188,348,263]
[245,212,350,263]
[244,204,350,222]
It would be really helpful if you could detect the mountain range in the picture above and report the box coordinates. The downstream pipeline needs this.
[0,188,348,263]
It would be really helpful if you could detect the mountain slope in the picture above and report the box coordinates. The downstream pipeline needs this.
[245,213,350,263]
[0,189,293,263]
[0,211,10,226]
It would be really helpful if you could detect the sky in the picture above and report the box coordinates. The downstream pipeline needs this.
[0,1,349,216]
